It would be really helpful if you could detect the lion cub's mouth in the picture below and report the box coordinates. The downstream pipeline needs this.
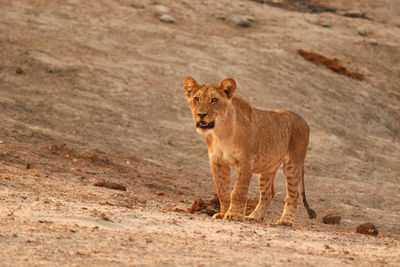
[196,120,215,129]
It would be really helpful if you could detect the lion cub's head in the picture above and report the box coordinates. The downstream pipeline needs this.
[183,77,236,135]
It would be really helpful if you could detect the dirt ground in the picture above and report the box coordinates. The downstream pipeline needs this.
[1,0,400,265]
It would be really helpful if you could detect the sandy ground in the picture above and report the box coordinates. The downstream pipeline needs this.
[0,0,400,265]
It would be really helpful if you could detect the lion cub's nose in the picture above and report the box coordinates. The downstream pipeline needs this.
[198,113,207,119]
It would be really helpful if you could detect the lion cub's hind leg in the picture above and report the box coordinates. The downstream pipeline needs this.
[246,171,277,222]
[276,162,302,226]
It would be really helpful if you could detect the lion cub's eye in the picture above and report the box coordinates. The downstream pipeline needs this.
[193,97,199,102]
[211,98,219,103]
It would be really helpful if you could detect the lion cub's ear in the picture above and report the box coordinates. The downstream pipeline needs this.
[218,78,236,100]
[183,77,199,98]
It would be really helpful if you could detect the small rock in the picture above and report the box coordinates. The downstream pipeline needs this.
[100,213,113,222]
[172,207,185,213]
[356,223,378,236]
[321,22,332,28]
[342,10,367,19]
[200,209,208,214]
[322,214,341,225]
[160,14,175,24]
[358,29,367,36]
[154,5,170,13]
[131,3,145,9]
[16,66,23,74]
[229,15,256,28]
[216,14,226,21]
[205,207,218,217]
[317,19,332,28]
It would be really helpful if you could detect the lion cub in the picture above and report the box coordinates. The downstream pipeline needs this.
[183,77,316,225]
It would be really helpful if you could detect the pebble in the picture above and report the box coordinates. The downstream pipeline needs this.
[229,15,256,28]
[358,29,367,36]
[356,222,378,236]
[154,5,170,13]
[216,14,226,21]
[16,66,23,74]
[318,19,332,28]
[131,3,145,9]
[322,214,341,224]
[160,14,175,24]
[342,10,367,19]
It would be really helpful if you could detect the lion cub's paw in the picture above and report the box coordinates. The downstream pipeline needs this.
[223,212,245,222]
[212,212,225,220]
[276,218,293,227]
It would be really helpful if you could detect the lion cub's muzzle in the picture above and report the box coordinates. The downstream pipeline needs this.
[196,120,215,129]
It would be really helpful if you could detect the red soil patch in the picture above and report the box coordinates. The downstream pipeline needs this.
[253,0,337,14]
[298,49,364,80]
[187,197,208,214]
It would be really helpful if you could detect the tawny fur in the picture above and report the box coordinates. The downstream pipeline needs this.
[183,77,316,225]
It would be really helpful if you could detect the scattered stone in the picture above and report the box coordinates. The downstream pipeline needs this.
[100,213,113,222]
[160,14,175,24]
[358,29,367,36]
[16,66,23,74]
[317,19,332,28]
[324,244,332,250]
[172,207,185,213]
[131,3,145,9]
[342,10,368,19]
[93,180,127,191]
[154,5,170,13]
[200,209,208,214]
[216,14,226,21]
[229,15,256,28]
[322,214,341,224]
[205,206,218,216]
[356,223,378,236]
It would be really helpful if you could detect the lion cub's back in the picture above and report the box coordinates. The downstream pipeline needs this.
[232,97,309,140]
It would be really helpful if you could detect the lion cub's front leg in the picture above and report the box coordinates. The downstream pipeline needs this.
[210,159,231,220]
[223,164,252,222]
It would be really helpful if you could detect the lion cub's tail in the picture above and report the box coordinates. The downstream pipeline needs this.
[301,167,317,219]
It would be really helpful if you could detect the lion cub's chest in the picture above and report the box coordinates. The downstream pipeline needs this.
[207,137,242,166]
